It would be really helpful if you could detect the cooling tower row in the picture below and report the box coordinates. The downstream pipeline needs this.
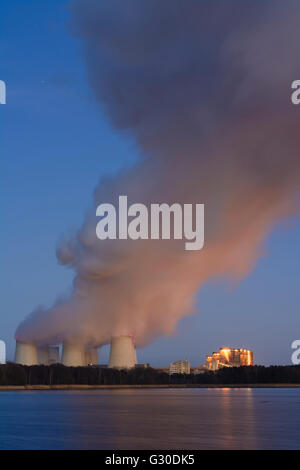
[14,341,99,366]
[14,335,137,369]
[61,342,99,366]
[37,345,60,365]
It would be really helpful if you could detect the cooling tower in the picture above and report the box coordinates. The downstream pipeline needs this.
[108,336,137,369]
[61,341,85,366]
[49,346,60,364]
[38,346,50,365]
[14,341,38,365]
[85,346,98,365]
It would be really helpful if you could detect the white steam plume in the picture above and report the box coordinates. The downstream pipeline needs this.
[16,0,300,347]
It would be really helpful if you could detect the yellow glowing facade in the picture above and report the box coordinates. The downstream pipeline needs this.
[206,347,253,370]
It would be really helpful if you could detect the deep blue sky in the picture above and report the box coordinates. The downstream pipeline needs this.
[1,0,299,366]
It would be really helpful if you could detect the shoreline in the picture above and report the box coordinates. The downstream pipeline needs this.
[0,383,300,391]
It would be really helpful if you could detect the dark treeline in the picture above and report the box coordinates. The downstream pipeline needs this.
[0,363,300,386]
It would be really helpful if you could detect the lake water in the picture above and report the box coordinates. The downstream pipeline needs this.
[0,388,299,449]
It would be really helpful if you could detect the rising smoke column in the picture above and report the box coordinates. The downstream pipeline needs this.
[16,0,300,347]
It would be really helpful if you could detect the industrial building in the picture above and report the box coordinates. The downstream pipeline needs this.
[135,363,150,369]
[191,366,206,375]
[206,347,253,371]
[169,360,190,375]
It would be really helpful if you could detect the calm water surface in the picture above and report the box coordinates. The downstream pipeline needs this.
[0,388,299,449]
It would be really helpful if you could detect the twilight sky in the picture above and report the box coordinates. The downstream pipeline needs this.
[1,0,299,365]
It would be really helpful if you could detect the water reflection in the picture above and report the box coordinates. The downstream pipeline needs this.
[217,388,257,449]
[0,388,299,449]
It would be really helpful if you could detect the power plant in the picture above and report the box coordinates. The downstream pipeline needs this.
[49,346,60,364]
[14,336,137,369]
[38,346,50,365]
[108,336,137,369]
[15,341,38,366]
[85,346,98,365]
[61,341,86,367]
[13,339,255,373]
[38,345,61,365]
